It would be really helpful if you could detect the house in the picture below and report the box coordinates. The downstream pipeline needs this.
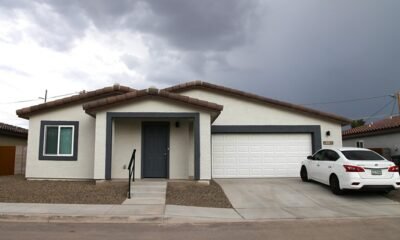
[0,122,28,176]
[16,81,350,181]
[343,116,400,158]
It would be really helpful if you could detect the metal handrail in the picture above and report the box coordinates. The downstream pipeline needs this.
[127,149,136,199]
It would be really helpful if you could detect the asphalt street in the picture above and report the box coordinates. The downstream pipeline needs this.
[1,217,400,240]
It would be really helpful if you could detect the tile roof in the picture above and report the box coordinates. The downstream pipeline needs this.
[16,84,135,119]
[83,88,223,116]
[0,122,28,138]
[164,80,351,125]
[343,116,400,138]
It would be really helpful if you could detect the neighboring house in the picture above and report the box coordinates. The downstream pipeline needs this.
[343,116,400,158]
[0,122,28,176]
[16,81,350,180]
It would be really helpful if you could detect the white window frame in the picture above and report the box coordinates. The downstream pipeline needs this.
[43,125,75,157]
[356,140,364,148]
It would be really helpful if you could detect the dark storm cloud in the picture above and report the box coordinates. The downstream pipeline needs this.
[1,0,261,51]
[1,0,399,121]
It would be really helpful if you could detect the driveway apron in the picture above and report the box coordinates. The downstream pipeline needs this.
[216,178,400,220]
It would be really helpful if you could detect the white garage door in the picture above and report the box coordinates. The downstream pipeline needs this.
[212,134,312,178]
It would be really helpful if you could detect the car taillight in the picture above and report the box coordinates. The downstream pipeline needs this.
[388,166,399,172]
[343,165,365,172]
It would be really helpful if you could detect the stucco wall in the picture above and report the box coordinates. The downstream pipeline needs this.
[111,119,193,179]
[93,99,212,180]
[343,132,400,156]
[180,89,343,149]
[0,135,27,146]
[14,145,27,175]
[25,104,96,179]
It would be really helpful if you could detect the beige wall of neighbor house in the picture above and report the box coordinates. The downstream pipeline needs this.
[111,118,193,179]
[343,132,400,156]
[25,104,96,179]
[93,98,212,180]
[14,145,27,175]
[180,89,343,149]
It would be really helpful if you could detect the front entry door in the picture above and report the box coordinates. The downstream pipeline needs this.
[142,122,169,178]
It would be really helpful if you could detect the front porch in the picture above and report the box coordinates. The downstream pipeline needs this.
[110,115,198,180]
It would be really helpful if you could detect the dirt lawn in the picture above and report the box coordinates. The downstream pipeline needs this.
[0,175,127,204]
[166,180,232,208]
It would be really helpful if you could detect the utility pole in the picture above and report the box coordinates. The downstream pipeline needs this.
[397,91,400,114]
[39,89,48,103]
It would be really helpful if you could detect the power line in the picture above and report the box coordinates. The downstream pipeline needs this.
[364,98,395,122]
[301,94,391,106]
[0,91,79,105]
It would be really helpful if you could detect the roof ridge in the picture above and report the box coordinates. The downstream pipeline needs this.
[83,88,223,115]
[164,80,351,125]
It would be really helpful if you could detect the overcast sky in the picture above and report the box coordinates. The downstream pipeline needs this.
[1,0,399,128]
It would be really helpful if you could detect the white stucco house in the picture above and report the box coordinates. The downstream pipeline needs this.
[343,116,400,158]
[17,81,350,181]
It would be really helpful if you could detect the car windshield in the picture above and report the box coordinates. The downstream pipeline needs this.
[341,150,384,161]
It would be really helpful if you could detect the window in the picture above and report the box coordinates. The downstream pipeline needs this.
[39,121,79,160]
[341,150,384,161]
[313,150,325,160]
[323,150,340,161]
[356,140,364,148]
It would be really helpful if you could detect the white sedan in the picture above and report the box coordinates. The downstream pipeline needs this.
[300,147,400,194]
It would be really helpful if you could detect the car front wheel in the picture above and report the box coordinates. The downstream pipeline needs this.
[329,175,344,195]
[300,166,309,182]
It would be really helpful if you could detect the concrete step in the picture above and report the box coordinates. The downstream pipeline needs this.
[132,182,167,187]
[130,186,166,194]
[123,197,166,205]
[131,192,166,198]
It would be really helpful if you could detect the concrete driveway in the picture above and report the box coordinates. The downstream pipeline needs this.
[216,178,400,220]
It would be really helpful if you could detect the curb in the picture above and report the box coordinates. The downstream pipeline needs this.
[0,214,164,224]
[1,213,400,224]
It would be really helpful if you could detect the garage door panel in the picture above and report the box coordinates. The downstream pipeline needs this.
[212,133,312,178]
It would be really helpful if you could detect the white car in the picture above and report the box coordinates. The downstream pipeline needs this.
[300,147,400,194]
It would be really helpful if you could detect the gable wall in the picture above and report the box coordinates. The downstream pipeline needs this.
[179,89,343,148]
[26,104,95,179]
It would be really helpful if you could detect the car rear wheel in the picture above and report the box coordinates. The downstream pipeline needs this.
[330,175,344,195]
[300,166,309,182]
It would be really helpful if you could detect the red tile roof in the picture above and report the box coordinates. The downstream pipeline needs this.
[83,88,223,116]
[0,122,28,138]
[164,80,351,125]
[16,84,135,119]
[343,116,400,138]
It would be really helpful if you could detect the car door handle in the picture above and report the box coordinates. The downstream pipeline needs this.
[317,164,320,167]
[328,166,332,169]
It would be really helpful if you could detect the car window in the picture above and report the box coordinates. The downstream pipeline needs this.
[341,150,384,161]
[313,150,325,161]
[324,150,340,161]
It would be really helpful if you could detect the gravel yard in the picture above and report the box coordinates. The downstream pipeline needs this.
[0,175,127,204]
[166,180,232,208]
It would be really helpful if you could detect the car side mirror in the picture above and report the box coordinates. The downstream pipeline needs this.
[307,155,314,160]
